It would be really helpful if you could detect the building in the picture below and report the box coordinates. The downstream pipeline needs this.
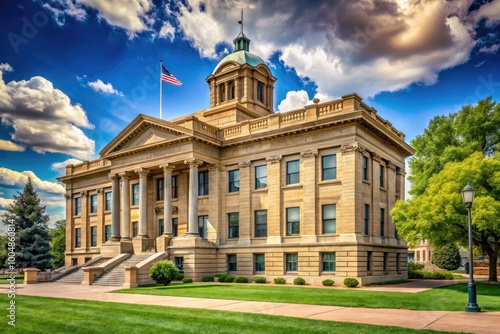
[58,23,414,286]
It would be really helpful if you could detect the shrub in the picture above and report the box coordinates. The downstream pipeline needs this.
[322,279,335,286]
[409,270,425,279]
[253,276,267,284]
[182,277,193,283]
[433,244,462,271]
[224,276,235,283]
[344,278,359,288]
[149,260,179,286]
[217,274,229,282]
[409,269,453,280]
[202,276,214,282]
[274,277,286,284]
[214,273,222,278]
[408,262,425,272]
[174,272,184,281]
[293,277,306,285]
[234,276,248,283]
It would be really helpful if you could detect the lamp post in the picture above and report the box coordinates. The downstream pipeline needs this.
[462,183,480,312]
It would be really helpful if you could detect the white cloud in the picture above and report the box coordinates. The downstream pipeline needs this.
[0,197,14,209]
[0,63,13,72]
[479,43,500,54]
[0,167,65,194]
[474,0,500,27]
[43,0,87,26]
[0,72,95,160]
[51,158,83,175]
[0,139,25,152]
[277,90,332,112]
[159,21,175,41]
[88,79,124,96]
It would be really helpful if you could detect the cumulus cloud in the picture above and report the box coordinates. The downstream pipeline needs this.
[51,158,83,175]
[0,72,95,160]
[277,90,332,112]
[474,0,500,27]
[159,21,175,41]
[43,0,87,26]
[0,197,14,209]
[0,167,65,194]
[0,139,25,152]
[88,79,124,96]
[0,63,13,72]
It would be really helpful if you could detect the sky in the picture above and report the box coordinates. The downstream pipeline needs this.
[0,0,499,229]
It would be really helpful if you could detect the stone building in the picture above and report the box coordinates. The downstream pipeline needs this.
[58,25,414,286]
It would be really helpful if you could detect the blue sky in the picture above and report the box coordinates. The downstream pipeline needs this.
[0,0,499,227]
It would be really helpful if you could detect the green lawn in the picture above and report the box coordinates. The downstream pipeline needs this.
[1,295,461,334]
[0,274,23,284]
[116,282,500,312]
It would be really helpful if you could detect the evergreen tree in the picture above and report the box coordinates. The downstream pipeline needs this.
[49,219,66,269]
[1,178,53,270]
[433,244,462,271]
[0,236,7,270]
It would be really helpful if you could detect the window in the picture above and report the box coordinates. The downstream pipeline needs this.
[255,165,267,189]
[364,204,370,235]
[75,197,82,215]
[172,175,179,198]
[367,251,372,272]
[380,208,385,237]
[322,204,336,234]
[423,250,426,262]
[228,213,239,238]
[322,155,337,180]
[228,170,240,192]
[90,194,98,213]
[158,219,164,236]
[286,253,298,272]
[255,210,267,237]
[383,252,388,272]
[133,222,138,237]
[132,184,139,205]
[286,160,299,185]
[254,254,265,272]
[257,81,264,103]
[286,207,300,236]
[105,225,111,241]
[322,252,336,272]
[198,171,209,196]
[227,254,237,271]
[380,165,385,188]
[75,228,81,247]
[173,218,178,237]
[90,226,97,247]
[175,257,184,272]
[363,156,369,181]
[228,80,235,100]
[219,83,226,102]
[198,215,208,238]
[157,178,164,201]
[396,253,401,273]
[105,192,112,211]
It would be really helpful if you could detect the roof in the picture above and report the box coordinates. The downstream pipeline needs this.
[212,50,265,74]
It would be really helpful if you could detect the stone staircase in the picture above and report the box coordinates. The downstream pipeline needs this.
[56,258,110,284]
[92,253,154,286]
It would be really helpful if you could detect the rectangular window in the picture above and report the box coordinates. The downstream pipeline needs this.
[364,204,370,235]
[286,207,300,236]
[367,251,372,272]
[75,228,81,248]
[363,156,369,181]
[227,254,237,272]
[380,208,385,237]
[172,175,179,198]
[228,170,240,192]
[132,184,139,205]
[175,257,184,272]
[90,226,97,247]
[198,171,209,196]
[228,212,239,238]
[198,215,208,238]
[173,218,178,237]
[257,81,264,103]
[322,155,337,180]
[380,165,385,188]
[75,197,82,215]
[219,83,226,102]
[383,252,388,272]
[105,225,111,241]
[228,80,235,100]
[255,165,267,189]
[286,253,298,272]
[157,178,164,201]
[254,254,265,272]
[286,160,300,185]
[105,192,112,211]
[158,219,164,236]
[322,252,336,272]
[133,222,138,237]
[255,210,268,237]
[322,204,336,234]
[90,194,98,213]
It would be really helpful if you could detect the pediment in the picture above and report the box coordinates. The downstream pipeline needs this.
[121,126,178,150]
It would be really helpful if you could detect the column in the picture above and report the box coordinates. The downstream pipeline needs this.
[238,161,251,244]
[134,168,150,237]
[120,173,131,241]
[109,174,121,241]
[184,158,203,236]
[371,153,381,242]
[301,149,318,236]
[387,162,397,239]
[80,191,89,249]
[266,155,282,244]
[208,163,221,239]
[160,164,175,236]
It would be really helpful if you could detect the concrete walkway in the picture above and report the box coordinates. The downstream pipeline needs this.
[2,282,499,334]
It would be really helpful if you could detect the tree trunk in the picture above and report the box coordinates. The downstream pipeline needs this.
[488,254,498,282]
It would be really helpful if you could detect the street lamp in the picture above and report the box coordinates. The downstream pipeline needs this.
[462,183,480,312]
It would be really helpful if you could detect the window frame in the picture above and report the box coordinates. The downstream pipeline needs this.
[321,252,336,272]
[322,154,337,181]
[255,165,267,189]
[172,175,179,198]
[198,170,209,196]
[257,81,264,103]
[380,207,385,237]
[75,228,81,248]
[254,253,265,272]
[227,254,237,272]
[132,184,139,206]
[322,204,336,234]
[228,212,239,239]
[105,192,112,211]
[198,215,208,238]
[286,207,300,236]
[363,156,369,181]
[228,170,240,193]
[286,160,300,185]
[380,165,385,188]
[172,218,178,237]
[75,197,82,216]
[90,226,97,247]
[254,209,268,238]
[132,222,138,237]
[157,178,164,201]
[105,225,111,241]
[286,253,298,272]
[90,194,98,213]
[364,204,370,235]
[158,219,164,236]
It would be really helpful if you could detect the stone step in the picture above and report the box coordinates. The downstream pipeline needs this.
[92,253,154,286]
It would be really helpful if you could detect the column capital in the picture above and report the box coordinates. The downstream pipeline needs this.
[300,149,318,158]
[184,158,203,168]
[396,167,406,176]
[109,173,121,180]
[159,164,175,173]
[134,168,150,177]
[238,161,251,168]
[341,142,365,154]
[387,161,397,170]
[118,171,131,178]
[65,194,71,200]
[207,163,223,171]
[371,153,381,162]
[80,190,89,197]
[97,188,104,194]
[266,155,282,164]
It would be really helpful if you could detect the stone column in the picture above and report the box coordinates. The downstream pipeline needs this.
[387,162,397,239]
[109,174,121,241]
[80,191,89,248]
[238,161,251,244]
[266,155,282,244]
[208,163,222,240]
[371,153,381,242]
[301,149,318,239]
[160,164,175,236]
[184,158,203,236]
[134,168,150,237]
[120,173,131,241]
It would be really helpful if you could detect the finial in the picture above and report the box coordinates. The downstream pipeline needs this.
[238,9,243,33]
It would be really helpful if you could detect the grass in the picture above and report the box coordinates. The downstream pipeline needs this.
[0,274,23,284]
[116,281,500,312]
[1,295,461,334]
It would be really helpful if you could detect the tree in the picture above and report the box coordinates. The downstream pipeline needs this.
[49,219,66,269]
[433,244,462,271]
[149,260,179,286]
[1,178,53,270]
[0,236,7,271]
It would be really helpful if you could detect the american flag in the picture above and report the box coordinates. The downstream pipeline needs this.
[161,65,182,86]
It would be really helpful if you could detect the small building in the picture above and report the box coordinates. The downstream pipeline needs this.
[58,24,414,285]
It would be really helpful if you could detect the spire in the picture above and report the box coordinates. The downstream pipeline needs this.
[233,9,250,52]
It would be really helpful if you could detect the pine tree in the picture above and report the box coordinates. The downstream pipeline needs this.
[1,178,53,270]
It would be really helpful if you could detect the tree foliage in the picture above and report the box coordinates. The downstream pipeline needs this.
[0,236,7,270]
[49,219,66,269]
[432,244,462,271]
[149,260,179,286]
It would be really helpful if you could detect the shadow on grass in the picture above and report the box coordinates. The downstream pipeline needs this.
[433,282,500,297]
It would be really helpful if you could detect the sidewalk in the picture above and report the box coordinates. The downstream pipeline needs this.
[2,282,499,334]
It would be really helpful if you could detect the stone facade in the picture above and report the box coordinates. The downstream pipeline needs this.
[58,27,414,286]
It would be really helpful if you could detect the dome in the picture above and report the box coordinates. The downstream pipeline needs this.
[212,50,265,74]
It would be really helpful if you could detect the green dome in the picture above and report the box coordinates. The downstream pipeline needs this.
[212,50,265,74]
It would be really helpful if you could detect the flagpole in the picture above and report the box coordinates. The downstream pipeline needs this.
[159,59,163,120]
